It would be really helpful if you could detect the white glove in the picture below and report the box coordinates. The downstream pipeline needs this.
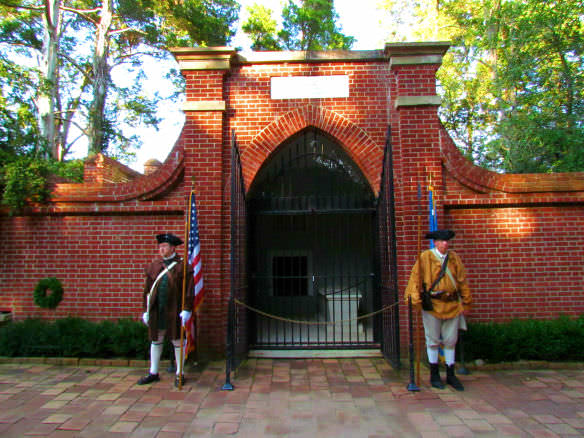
[142,312,149,325]
[180,310,192,327]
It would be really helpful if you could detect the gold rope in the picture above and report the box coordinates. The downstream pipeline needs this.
[233,298,398,326]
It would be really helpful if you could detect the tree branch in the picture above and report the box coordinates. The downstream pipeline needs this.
[59,6,100,26]
[58,51,93,81]
[0,0,43,12]
[112,50,163,65]
[107,27,147,37]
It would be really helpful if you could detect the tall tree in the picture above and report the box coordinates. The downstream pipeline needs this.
[38,0,61,158]
[380,0,584,173]
[243,0,354,51]
[0,0,239,212]
[1,0,240,160]
[241,3,280,51]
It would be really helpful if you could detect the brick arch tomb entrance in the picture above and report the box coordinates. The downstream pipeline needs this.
[244,126,385,357]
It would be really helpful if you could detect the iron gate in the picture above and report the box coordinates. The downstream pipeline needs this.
[226,131,248,372]
[376,127,401,367]
[247,128,380,349]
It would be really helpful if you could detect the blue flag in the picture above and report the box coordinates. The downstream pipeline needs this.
[428,182,438,248]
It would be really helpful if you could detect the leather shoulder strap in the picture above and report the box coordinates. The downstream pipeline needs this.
[147,261,178,311]
[428,252,449,293]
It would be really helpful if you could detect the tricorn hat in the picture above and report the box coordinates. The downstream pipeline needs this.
[156,233,183,246]
[425,229,455,241]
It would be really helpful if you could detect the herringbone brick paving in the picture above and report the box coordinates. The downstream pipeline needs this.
[0,358,583,437]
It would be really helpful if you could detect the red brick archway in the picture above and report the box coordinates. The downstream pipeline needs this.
[239,104,384,196]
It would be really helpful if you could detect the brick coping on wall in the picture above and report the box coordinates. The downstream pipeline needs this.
[1,140,186,216]
[171,41,450,65]
[440,126,584,206]
[441,126,584,194]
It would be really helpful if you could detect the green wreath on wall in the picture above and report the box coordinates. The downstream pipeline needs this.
[33,277,64,309]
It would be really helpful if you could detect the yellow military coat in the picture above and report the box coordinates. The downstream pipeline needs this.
[405,249,472,319]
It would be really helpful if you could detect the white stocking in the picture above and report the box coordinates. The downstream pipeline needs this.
[149,342,163,375]
[172,340,186,376]
[444,348,456,366]
[427,346,439,364]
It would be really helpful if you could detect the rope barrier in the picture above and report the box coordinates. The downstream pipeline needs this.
[318,278,369,296]
[249,278,370,297]
[233,297,399,326]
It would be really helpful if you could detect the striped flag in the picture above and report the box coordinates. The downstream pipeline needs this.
[186,192,204,356]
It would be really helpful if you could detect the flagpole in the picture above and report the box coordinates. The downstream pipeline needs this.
[415,178,423,388]
[178,190,193,390]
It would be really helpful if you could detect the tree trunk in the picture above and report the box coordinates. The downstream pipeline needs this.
[37,0,61,159]
[88,0,113,155]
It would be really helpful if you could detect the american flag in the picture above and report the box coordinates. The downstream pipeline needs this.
[186,191,204,356]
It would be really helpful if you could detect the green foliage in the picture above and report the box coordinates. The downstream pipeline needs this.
[165,0,240,46]
[0,0,238,209]
[493,115,584,173]
[463,315,584,363]
[242,0,354,51]
[242,4,281,50]
[49,158,84,182]
[1,157,52,213]
[0,55,39,155]
[0,317,149,359]
[380,0,584,173]
[440,0,584,173]
[33,277,64,310]
[111,318,152,358]
[0,156,83,214]
[0,0,240,159]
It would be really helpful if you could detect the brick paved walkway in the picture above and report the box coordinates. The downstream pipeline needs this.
[0,358,583,437]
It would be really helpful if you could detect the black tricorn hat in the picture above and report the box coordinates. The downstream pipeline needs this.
[156,233,183,246]
[425,229,455,241]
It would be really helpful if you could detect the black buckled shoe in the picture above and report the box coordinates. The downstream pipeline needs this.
[137,373,160,385]
[446,365,464,391]
[174,374,185,388]
[430,363,445,389]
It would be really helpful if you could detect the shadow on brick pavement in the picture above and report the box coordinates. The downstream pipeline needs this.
[0,358,583,437]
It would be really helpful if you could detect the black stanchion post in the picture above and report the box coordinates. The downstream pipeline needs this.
[407,296,420,392]
[222,295,235,391]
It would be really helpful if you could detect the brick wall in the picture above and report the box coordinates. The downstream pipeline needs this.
[0,214,183,320]
[84,153,142,184]
[439,130,584,323]
[1,44,583,360]
[0,144,186,321]
[446,205,584,322]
